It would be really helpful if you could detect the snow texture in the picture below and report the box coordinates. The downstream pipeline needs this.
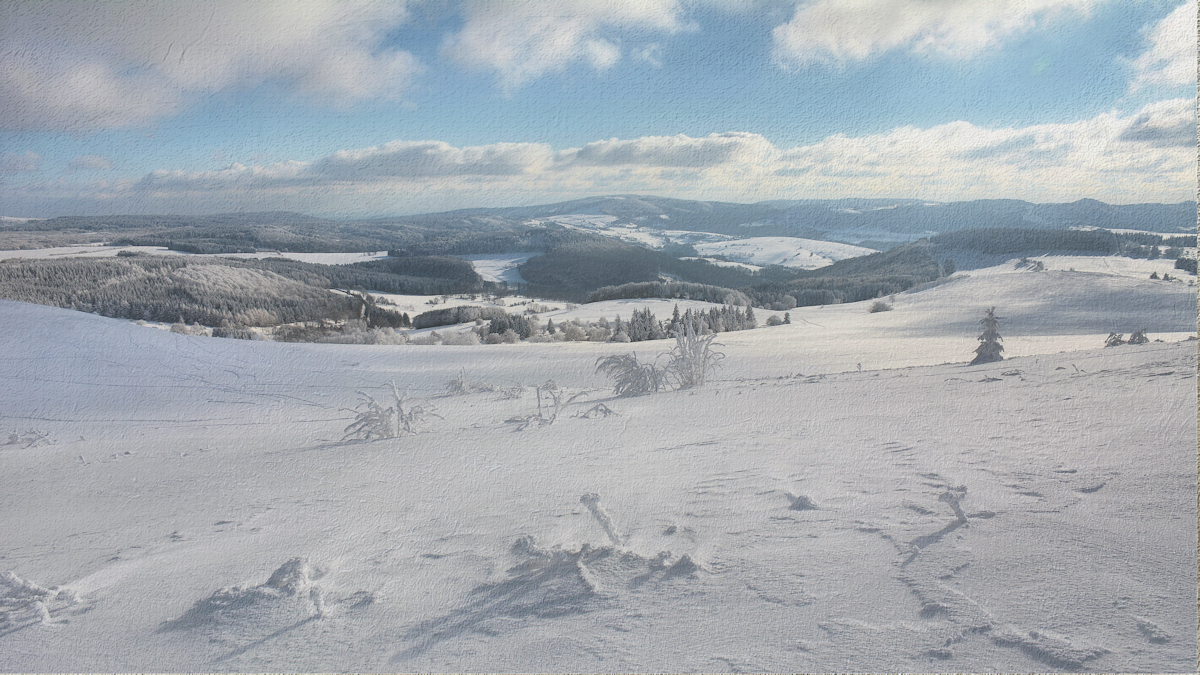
[0,255,1194,672]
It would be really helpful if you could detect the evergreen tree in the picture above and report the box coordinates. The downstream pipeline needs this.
[547,318,556,334]
[744,305,757,328]
[783,312,791,324]
[970,307,1004,365]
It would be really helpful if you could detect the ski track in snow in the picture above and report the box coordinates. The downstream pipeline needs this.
[0,259,1195,672]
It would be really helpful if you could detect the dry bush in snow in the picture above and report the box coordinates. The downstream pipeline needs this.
[868,300,893,313]
[665,324,724,389]
[595,353,666,397]
[596,324,724,395]
[343,381,438,441]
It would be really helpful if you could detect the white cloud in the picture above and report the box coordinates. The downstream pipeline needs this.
[556,132,777,167]
[772,0,1100,67]
[0,152,42,174]
[1117,97,1196,147]
[68,155,115,171]
[1130,1,1197,90]
[442,0,686,92]
[312,141,554,179]
[768,98,1195,202]
[0,1,418,130]
[135,141,554,192]
[6,100,1193,215]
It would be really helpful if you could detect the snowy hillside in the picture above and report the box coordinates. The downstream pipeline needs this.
[0,260,1195,672]
[693,237,877,269]
[0,245,395,266]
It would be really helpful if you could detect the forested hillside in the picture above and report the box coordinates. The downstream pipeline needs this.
[0,254,496,326]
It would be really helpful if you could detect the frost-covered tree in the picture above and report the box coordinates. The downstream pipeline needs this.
[970,307,1004,365]
[1128,329,1149,345]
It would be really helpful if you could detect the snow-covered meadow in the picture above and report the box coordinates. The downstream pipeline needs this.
[0,258,1195,672]
[692,237,876,269]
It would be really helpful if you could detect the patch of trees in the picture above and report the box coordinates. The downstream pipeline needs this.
[587,281,751,305]
[744,275,930,309]
[666,305,757,336]
[350,256,482,286]
[411,304,512,329]
[929,228,1120,257]
[1174,257,1197,274]
[487,313,538,339]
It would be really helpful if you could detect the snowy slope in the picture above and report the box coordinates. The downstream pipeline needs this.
[0,262,1195,672]
[693,237,876,269]
[459,253,535,285]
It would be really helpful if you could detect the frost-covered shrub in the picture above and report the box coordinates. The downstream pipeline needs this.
[612,331,631,343]
[343,381,438,441]
[1105,332,1125,347]
[868,300,893,313]
[1127,329,1149,345]
[560,322,587,341]
[213,326,255,340]
[443,330,481,346]
[595,354,665,396]
[170,323,207,336]
[665,324,724,389]
[485,329,520,344]
[586,325,613,342]
[409,331,443,345]
[766,315,783,326]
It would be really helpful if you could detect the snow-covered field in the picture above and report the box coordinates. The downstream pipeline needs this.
[693,237,876,269]
[971,255,1192,281]
[0,259,1195,673]
[539,214,877,270]
[459,254,536,285]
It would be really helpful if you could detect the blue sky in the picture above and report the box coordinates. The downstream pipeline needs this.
[0,0,1194,217]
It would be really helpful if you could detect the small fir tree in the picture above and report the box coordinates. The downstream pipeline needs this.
[970,307,1004,365]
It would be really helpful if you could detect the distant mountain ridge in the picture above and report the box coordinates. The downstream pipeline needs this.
[4,196,1193,254]
[464,195,1196,246]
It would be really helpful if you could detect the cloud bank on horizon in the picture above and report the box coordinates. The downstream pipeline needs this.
[0,0,1194,217]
